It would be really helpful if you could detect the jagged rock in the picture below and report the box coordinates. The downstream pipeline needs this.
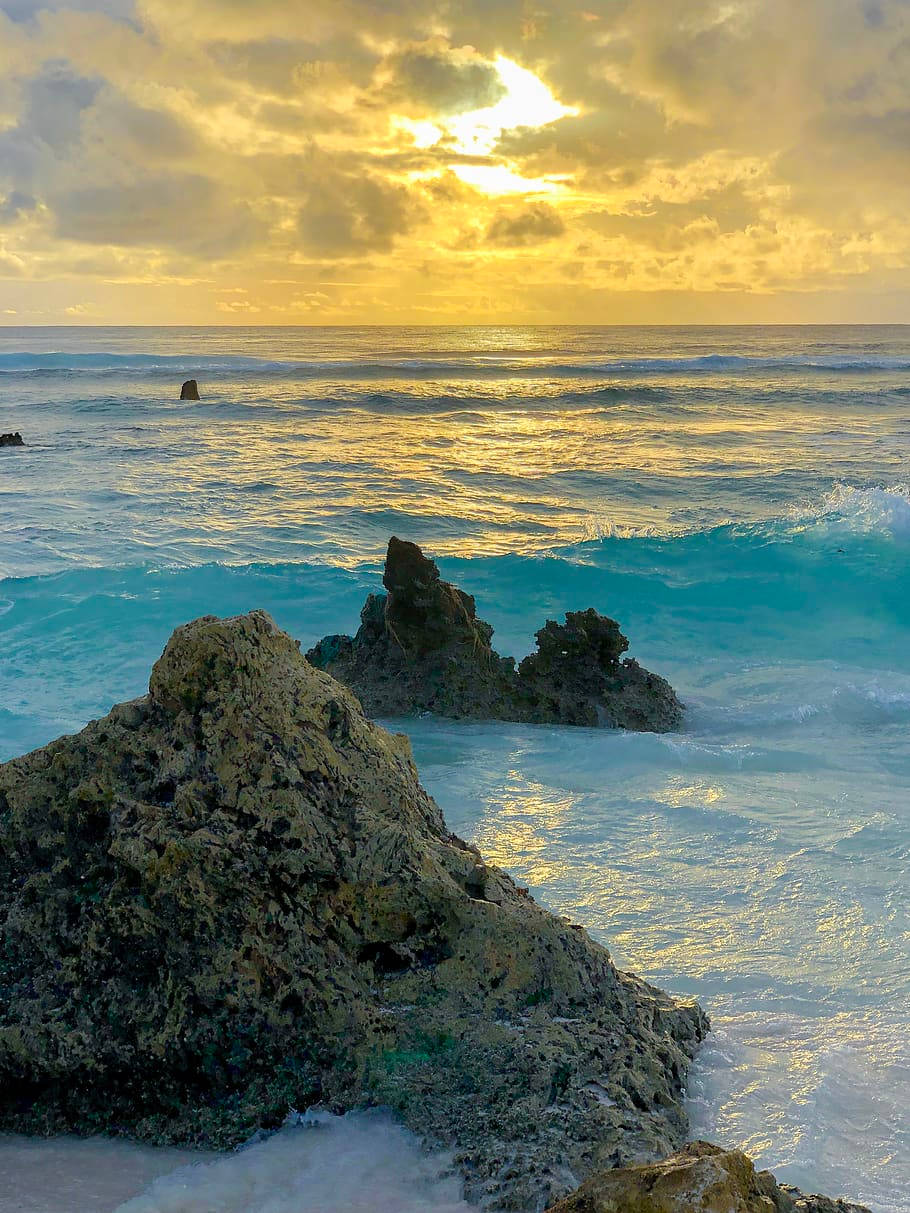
[0,611,706,1210]
[544,1141,871,1213]
[307,537,683,732]
[0,431,24,447]
[180,379,200,400]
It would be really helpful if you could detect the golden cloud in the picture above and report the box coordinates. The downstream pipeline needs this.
[0,0,906,321]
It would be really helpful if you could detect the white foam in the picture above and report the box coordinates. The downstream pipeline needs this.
[795,483,910,538]
[115,1111,476,1213]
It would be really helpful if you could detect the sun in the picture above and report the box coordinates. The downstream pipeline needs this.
[449,56,577,156]
[396,56,577,195]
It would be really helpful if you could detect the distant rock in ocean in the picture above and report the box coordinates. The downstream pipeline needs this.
[0,610,706,1210]
[307,536,683,732]
[545,1141,872,1213]
[180,379,200,400]
[0,431,24,447]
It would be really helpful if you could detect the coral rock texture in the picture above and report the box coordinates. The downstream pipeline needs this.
[0,610,704,1210]
[545,1142,872,1213]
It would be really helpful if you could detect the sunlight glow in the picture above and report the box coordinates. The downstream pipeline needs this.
[397,56,577,196]
[395,117,445,149]
[448,56,578,156]
[449,163,565,194]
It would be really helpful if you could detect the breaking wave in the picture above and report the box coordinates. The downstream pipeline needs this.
[3,349,910,379]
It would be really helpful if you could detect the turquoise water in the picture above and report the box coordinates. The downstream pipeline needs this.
[1,326,908,1211]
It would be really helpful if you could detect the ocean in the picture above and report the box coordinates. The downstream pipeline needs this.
[1,325,908,1213]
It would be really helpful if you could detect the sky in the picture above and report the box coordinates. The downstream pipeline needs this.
[0,0,909,324]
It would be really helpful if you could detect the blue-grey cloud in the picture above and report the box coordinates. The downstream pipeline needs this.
[51,173,265,255]
[0,189,37,222]
[386,44,506,114]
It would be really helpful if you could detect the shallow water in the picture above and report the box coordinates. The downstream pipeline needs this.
[1,326,908,1212]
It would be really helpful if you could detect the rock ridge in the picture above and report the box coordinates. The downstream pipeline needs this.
[307,536,683,732]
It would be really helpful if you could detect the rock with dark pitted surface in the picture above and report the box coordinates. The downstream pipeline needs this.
[307,536,683,732]
[180,379,200,400]
[544,1141,872,1213]
[0,431,24,447]
[0,610,706,1210]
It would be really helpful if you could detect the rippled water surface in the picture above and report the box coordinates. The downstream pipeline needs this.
[1,326,908,1212]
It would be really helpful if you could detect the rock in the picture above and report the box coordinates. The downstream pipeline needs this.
[307,537,683,732]
[778,1188,873,1213]
[180,379,200,400]
[544,1141,872,1213]
[0,431,24,447]
[0,611,706,1210]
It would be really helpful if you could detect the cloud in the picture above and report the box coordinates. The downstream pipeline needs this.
[0,0,134,19]
[385,42,506,115]
[0,0,907,317]
[297,161,422,257]
[81,89,202,161]
[216,297,261,312]
[20,61,100,152]
[487,203,565,245]
[51,173,265,255]
[209,34,378,97]
[0,190,37,223]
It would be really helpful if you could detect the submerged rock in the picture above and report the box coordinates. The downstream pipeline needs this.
[545,1141,872,1213]
[180,379,200,400]
[307,537,683,732]
[0,611,706,1210]
[0,431,24,447]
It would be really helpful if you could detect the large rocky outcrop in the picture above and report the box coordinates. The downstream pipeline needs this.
[180,379,200,400]
[0,611,705,1210]
[307,537,682,732]
[544,1141,871,1213]
[0,431,24,447]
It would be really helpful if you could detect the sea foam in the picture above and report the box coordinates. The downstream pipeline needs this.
[115,1112,474,1213]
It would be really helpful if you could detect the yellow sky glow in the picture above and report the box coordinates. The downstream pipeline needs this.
[0,0,908,323]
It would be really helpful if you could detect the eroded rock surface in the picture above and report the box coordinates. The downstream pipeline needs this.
[307,537,683,732]
[0,610,705,1209]
[545,1142,872,1213]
